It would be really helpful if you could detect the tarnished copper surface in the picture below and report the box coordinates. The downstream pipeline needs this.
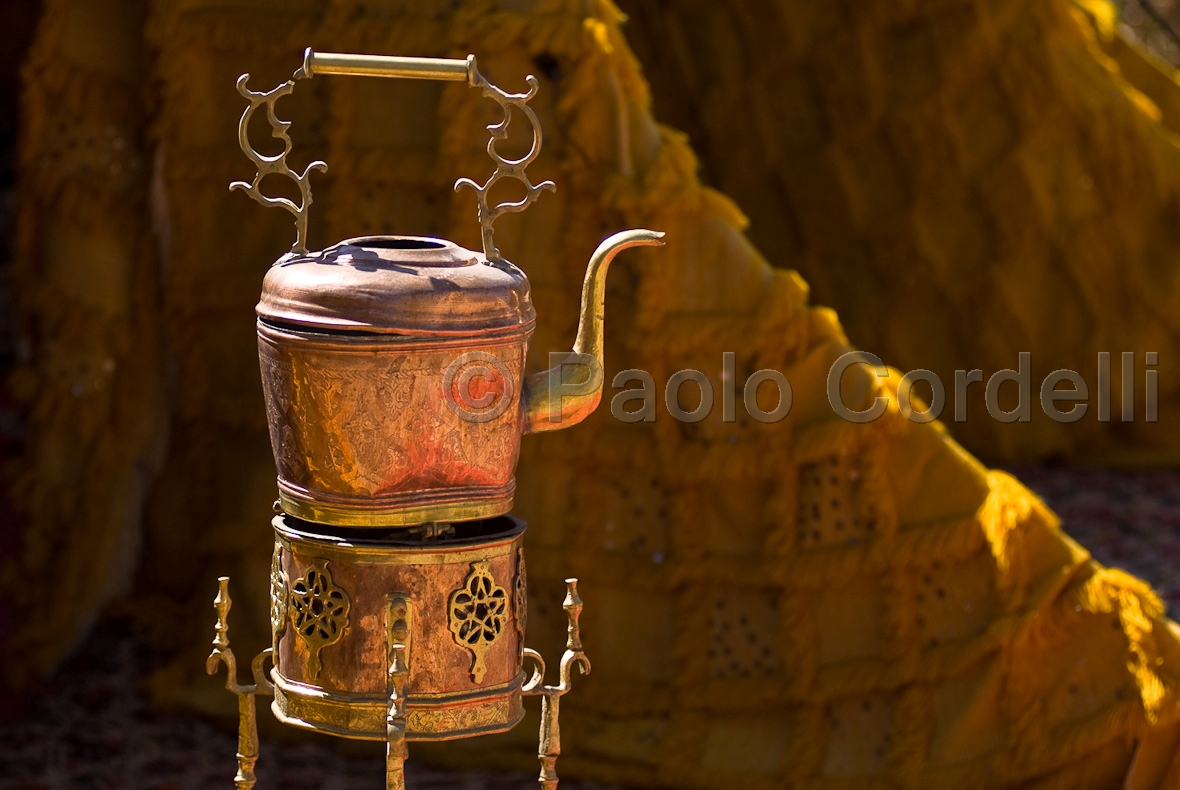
[270,514,527,740]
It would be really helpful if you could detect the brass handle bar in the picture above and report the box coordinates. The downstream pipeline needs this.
[298,48,474,84]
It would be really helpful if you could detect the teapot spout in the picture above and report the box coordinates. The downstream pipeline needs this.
[522,229,665,434]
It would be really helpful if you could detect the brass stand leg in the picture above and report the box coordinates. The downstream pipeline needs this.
[207,577,274,790]
[386,595,412,790]
[537,694,561,790]
[233,690,259,790]
[523,579,591,790]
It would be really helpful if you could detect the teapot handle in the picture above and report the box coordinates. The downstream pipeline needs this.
[230,49,555,259]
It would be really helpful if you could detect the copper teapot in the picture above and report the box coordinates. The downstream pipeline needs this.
[233,50,663,526]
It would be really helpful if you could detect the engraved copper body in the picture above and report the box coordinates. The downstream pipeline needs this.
[258,237,532,526]
[257,229,659,526]
[236,48,661,528]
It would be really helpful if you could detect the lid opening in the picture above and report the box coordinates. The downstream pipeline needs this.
[349,237,447,250]
[279,514,526,546]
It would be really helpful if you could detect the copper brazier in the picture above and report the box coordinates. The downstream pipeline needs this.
[270,515,528,740]
[205,47,660,790]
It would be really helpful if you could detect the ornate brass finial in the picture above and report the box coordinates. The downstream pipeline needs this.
[211,576,232,652]
[562,578,583,652]
[448,560,508,683]
[229,73,327,257]
[454,69,556,260]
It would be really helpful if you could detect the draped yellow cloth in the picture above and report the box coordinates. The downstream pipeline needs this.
[10,0,1180,786]
[620,0,1180,467]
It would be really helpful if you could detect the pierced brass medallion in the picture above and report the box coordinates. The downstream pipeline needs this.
[270,543,289,651]
[289,558,350,679]
[448,560,507,683]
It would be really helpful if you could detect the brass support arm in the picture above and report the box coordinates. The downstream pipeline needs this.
[206,577,274,790]
[523,579,591,790]
[386,595,412,790]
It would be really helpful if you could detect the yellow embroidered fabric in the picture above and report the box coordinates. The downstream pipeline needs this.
[620,0,1180,467]
[9,0,1180,786]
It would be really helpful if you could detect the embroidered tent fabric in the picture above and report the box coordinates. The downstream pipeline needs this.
[619,0,1180,467]
[9,0,1180,787]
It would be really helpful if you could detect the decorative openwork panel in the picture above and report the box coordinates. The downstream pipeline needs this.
[289,558,350,679]
[448,560,508,683]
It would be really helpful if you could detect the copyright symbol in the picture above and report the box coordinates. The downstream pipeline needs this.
[442,351,515,423]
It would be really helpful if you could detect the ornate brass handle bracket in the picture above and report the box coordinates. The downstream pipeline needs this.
[206,577,275,790]
[229,77,327,257]
[522,579,591,790]
[453,68,556,261]
[231,49,553,260]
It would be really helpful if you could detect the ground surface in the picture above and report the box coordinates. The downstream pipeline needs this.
[1010,465,1180,615]
[0,622,618,790]
[2,466,1178,789]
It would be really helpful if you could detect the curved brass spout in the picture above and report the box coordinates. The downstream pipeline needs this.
[522,229,665,433]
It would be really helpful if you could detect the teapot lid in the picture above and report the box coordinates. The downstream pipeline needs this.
[256,236,536,336]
